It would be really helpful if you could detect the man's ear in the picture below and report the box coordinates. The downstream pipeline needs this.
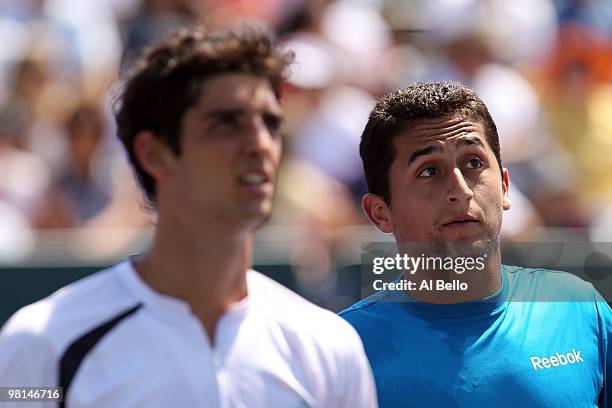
[132,130,176,183]
[502,168,511,211]
[362,193,394,233]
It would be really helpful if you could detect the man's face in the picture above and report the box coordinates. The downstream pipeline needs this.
[368,115,510,245]
[164,73,283,230]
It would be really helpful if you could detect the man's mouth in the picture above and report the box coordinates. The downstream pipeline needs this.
[238,172,268,185]
[237,170,271,185]
[441,214,480,227]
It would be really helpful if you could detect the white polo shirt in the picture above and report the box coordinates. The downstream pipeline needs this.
[0,261,377,407]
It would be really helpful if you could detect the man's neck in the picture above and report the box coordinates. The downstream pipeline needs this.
[404,250,503,304]
[133,216,251,345]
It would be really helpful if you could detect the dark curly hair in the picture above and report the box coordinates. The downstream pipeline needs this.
[360,81,503,205]
[114,23,293,205]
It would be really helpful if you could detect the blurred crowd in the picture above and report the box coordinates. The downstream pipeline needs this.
[1,0,612,309]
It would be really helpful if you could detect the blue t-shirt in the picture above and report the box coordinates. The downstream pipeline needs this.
[340,266,612,408]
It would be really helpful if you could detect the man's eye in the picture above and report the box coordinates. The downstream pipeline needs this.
[465,158,484,169]
[210,113,241,132]
[418,167,439,178]
[263,114,282,133]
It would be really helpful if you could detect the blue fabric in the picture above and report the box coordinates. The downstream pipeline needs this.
[340,265,612,408]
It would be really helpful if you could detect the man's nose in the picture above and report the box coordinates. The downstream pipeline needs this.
[446,167,474,204]
[243,115,278,156]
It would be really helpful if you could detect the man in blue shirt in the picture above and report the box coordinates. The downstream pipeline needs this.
[340,81,611,407]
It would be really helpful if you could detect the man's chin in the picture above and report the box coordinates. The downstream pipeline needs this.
[408,234,498,258]
[443,236,499,257]
[239,203,273,230]
[438,225,496,242]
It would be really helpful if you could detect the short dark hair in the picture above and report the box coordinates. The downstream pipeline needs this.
[114,24,293,205]
[360,81,502,204]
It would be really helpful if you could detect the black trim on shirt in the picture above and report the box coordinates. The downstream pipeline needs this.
[58,304,142,407]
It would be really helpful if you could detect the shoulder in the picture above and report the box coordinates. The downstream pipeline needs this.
[247,270,365,353]
[504,265,600,302]
[1,261,140,355]
[339,289,390,318]
[0,261,141,384]
[247,270,377,405]
[338,290,401,333]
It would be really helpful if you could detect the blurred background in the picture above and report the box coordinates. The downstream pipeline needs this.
[1,0,612,322]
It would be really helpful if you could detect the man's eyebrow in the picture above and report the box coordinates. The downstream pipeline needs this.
[202,108,246,120]
[408,145,442,165]
[407,136,485,165]
[456,135,485,148]
[202,107,283,120]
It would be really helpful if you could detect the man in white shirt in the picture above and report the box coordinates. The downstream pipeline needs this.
[0,24,377,408]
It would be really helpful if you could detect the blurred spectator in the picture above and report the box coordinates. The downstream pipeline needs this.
[273,158,362,228]
[0,200,35,263]
[538,17,612,225]
[32,104,111,228]
[319,0,392,92]
[291,84,374,199]
[557,0,612,37]
[290,225,359,312]
[8,53,78,171]
[120,0,198,70]
[194,0,313,34]
[0,95,50,217]
[0,0,81,96]
[0,94,43,261]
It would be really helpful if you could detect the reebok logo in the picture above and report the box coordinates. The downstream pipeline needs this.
[530,350,584,370]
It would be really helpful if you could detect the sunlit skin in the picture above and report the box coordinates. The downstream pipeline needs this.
[132,74,283,341]
[363,115,511,303]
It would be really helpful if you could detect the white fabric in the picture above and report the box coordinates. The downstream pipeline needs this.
[0,261,377,407]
